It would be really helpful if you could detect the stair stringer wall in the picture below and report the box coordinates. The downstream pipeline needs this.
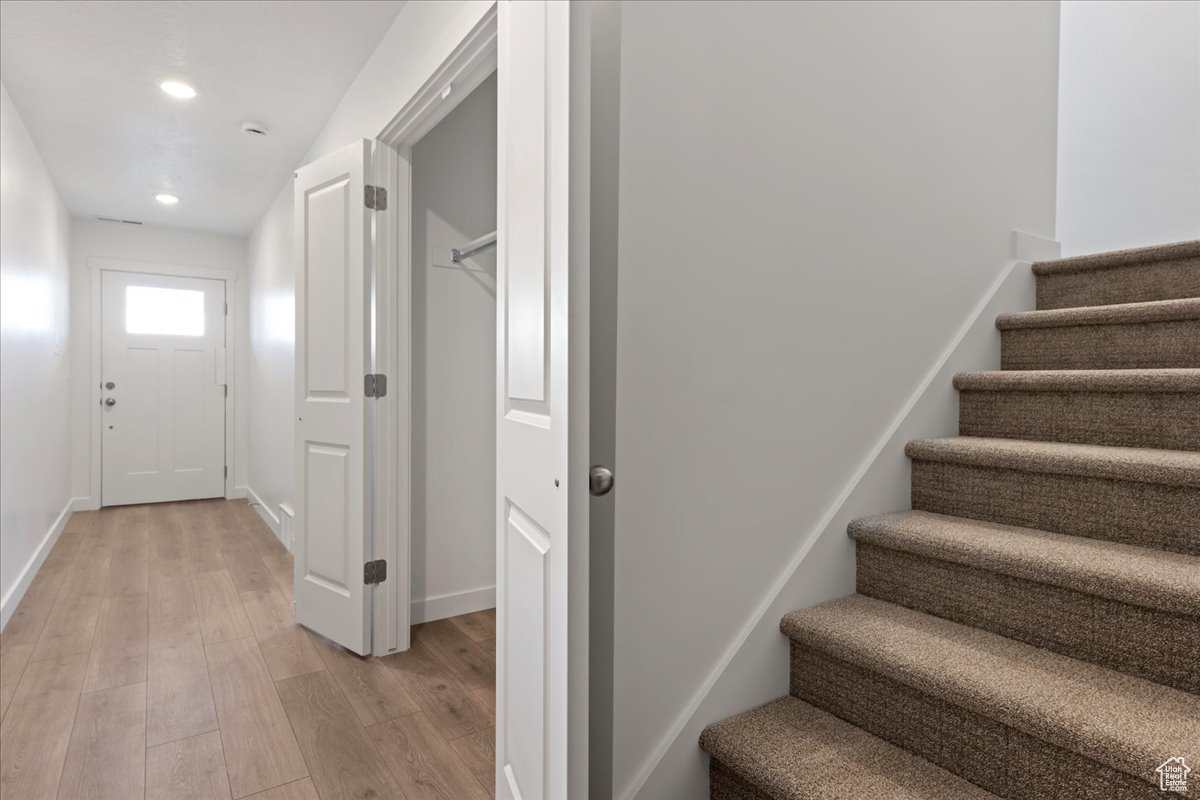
[624,230,1060,800]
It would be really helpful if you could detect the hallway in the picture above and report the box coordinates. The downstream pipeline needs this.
[0,500,495,800]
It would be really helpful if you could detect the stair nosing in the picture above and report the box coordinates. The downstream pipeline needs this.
[953,368,1200,393]
[1032,240,1200,276]
[904,436,1200,488]
[780,595,1200,788]
[700,696,1003,800]
[849,510,1200,615]
[995,297,1200,330]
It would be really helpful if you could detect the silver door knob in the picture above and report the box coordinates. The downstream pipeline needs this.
[589,465,614,496]
[104,397,117,407]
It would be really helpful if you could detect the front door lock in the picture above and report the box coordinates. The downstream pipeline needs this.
[104,397,117,407]
[105,381,116,390]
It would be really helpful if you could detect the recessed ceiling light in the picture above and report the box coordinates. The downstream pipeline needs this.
[159,80,197,99]
[155,193,179,205]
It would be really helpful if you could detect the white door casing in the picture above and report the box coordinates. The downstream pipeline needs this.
[293,139,376,655]
[496,2,578,798]
[100,270,226,506]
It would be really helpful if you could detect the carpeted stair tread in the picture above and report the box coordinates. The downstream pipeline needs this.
[954,370,1200,448]
[699,697,1002,800]
[953,368,1200,392]
[1033,241,1200,309]
[1032,239,1200,276]
[849,510,1200,615]
[996,297,1200,330]
[905,436,1200,487]
[780,595,1200,789]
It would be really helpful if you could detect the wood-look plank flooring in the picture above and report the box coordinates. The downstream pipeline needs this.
[0,500,497,800]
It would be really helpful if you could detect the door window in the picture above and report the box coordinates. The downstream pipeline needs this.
[125,285,205,336]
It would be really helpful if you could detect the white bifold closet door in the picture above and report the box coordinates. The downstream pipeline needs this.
[100,269,226,506]
[293,139,381,656]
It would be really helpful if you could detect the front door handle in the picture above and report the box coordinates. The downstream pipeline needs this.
[104,397,117,407]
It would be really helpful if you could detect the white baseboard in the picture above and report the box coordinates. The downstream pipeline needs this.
[241,485,291,551]
[278,504,294,553]
[623,231,1061,800]
[226,486,248,500]
[71,497,100,512]
[411,585,496,624]
[0,496,81,631]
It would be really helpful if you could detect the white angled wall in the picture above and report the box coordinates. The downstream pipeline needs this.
[245,185,294,528]
[68,218,249,506]
[0,83,73,625]
[1057,0,1200,255]
[610,2,1060,798]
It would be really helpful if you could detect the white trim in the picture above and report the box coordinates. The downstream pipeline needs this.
[377,7,499,149]
[370,4,499,657]
[239,485,294,554]
[87,256,238,283]
[619,231,1061,800]
[278,504,295,553]
[370,142,405,656]
[503,765,524,800]
[242,484,279,529]
[72,496,101,512]
[0,496,79,630]
[88,256,240,506]
[411,585,498,625]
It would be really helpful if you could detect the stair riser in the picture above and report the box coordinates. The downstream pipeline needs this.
[1000,319,1200,369]
[958,390,1200,450]
[788,645,1162,800]
[1036,256,1200,310]
[856,544,1200,693]
[709,761,773,800]
[910,459,1200,554]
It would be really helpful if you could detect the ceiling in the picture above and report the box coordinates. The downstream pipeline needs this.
[0,0,404,235]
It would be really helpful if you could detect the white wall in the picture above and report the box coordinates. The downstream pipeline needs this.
[609,3,1060,798]
[245,0,493,527]
[1057,0,1200,255]
[0,83,73,625]
[409,75,497,619]
[68,218,248,506]
[245,184,294,529]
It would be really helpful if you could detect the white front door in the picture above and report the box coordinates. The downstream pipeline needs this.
[293,139,378,655]
[100,270,226,506]
[496,2,584,798]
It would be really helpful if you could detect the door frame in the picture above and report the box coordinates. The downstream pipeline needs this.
[370,5,499,656]
[88,257,239,509]
[369,2,592,794]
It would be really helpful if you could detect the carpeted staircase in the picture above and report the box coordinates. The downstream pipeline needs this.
[700,240,1200,800]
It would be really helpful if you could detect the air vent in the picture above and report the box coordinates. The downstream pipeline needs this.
[241,120,270,137]
[96,216,143,225]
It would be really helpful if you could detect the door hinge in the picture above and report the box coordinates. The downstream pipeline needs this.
[224,466,228,478]
[364,559,387,585]
[224,302,228,315]
[364,185,387,210]
[223,385,228,398]
[364,373,388,398]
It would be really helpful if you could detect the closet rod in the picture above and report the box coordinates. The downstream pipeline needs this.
[450,231,497,263]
